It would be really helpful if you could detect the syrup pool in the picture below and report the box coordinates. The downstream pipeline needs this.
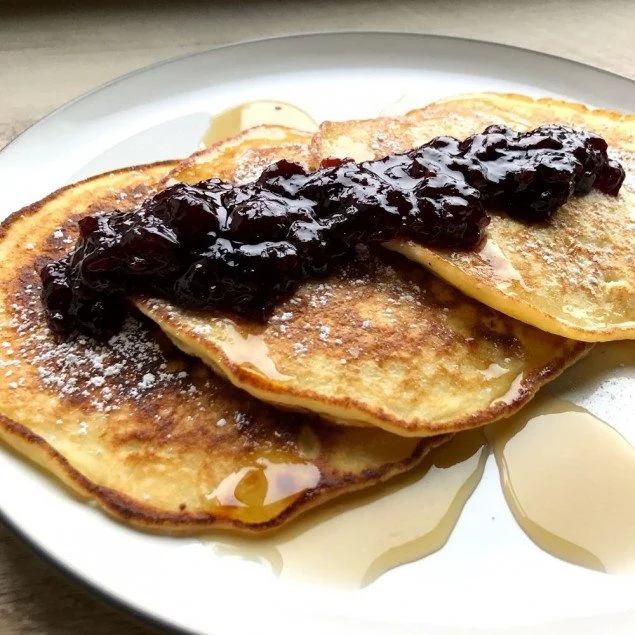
[207,429,488,588]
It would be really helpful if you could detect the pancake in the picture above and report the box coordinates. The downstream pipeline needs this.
[0,164,445,533]
[310,113,436,163]
[163,124,313,187]
[137,127,590,437]
[312,93,635,341]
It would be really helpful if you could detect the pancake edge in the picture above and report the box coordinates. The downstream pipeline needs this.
[136,298,593,437]
[0,164,443,533]
[160,124,314,188]
[406,92,635,122]
[387,240,635,342]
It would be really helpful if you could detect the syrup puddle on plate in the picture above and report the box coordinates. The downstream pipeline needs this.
[194,105,634,583]
[205,429,488,588]
[202,100,318,147]
[486,396,635,574]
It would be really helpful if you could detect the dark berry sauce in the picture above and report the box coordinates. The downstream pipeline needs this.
[41,124,625,338]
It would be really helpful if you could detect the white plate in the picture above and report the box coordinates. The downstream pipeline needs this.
[0,32,634,635]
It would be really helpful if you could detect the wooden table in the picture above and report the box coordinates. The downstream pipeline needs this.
[0,1,633,632]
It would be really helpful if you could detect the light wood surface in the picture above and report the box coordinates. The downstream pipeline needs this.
[0,1,633,632]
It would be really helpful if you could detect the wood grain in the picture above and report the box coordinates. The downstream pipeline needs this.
[0,1,633,632]
[1,0,634,150]
[0,524,156,633]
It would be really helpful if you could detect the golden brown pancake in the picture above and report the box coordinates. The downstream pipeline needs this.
[163,124,313,187]
[0,164,445,533]
[137,126,590,437]
[312,93,635,342]
[310,113,436,163]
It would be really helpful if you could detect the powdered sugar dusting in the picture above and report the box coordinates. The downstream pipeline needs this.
[2,272,199,414]
[1,263,313,454]
[232,145,307,185]
[257,247,427,366]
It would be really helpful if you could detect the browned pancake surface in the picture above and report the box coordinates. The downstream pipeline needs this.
[0,164,441,533]
[313,93,635,341]
[138,126,590,437]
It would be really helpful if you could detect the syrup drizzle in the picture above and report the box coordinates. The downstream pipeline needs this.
[165,316,291,382]
[491,372,525,407]
[219,321,291,381]
[487,396,635,574]
[477,239,530,291]
[208,430,488,588]
[202,100,318,147]
[205,343,635,583]
[207,459,321,508]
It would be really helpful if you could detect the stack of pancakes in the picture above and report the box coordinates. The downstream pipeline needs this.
[0,93,632,533]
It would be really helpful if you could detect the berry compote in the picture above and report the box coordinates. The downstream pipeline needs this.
[41,124,625,338]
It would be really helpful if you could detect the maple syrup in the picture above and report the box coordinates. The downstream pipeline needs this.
[207,459,321,508]
[201,100,318,147]
[209,430,488,587]
[219,320,291,381]
[478,238,529,290]
[487,396,635,574]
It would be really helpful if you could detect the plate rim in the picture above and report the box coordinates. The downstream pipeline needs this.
[0,30,634,635]
[0,507,187,634]
[1,29,633,157]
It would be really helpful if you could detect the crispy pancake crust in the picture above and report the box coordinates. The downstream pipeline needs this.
[139,127,591,437]
[0,164,444,533]
[313,93,635,341]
